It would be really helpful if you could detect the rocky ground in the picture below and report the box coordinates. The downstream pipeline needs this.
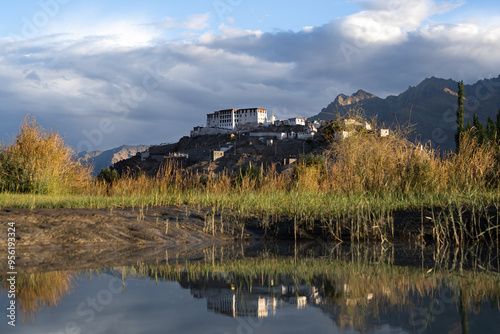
[114,126,328,176]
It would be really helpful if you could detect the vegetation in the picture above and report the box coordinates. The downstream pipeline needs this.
[456,81,500,148]
[456,80,466,152]
[0,115,499,244]
[0,116,91,194]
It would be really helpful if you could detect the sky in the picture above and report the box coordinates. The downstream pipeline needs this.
[1,0,500,151]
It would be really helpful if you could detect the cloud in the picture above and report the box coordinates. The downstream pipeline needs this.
[1,0,500,152]
[24,70,41,82]
[341,0,465,44]
[153,13,211,31]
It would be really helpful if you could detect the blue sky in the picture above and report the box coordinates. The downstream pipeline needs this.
[2,0,497,35]
[1,0,359,36]
[1,0,500,151]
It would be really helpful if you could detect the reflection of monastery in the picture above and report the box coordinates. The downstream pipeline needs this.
[192,282,321,318]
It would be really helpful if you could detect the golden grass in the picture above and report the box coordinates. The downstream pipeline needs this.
[0,116,92,194]
[1,115,499,243]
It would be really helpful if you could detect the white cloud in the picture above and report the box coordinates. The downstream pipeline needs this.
[38,19,161,48]
[342,0,464,44]
[199,24,263,43]
[155,13,211,31]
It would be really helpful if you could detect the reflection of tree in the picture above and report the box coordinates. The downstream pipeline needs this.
[460,288,470,334]
[1,271,75,324]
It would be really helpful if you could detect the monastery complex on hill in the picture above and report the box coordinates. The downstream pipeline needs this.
[190,108,317,138]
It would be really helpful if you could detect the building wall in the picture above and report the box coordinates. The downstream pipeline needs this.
[206,108,267,129]
[191,127,232,137]
[287,118,306,126]
[212,151,224,161]
[249,132,286,140]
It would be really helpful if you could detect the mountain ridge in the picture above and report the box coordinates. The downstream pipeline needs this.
[77,144,149,176]
[310,75,500,151]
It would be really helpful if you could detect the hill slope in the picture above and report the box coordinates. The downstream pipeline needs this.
[78,145,149,176]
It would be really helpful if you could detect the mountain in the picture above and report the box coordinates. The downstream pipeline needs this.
[310,76,500,151]
[77,145,149,176]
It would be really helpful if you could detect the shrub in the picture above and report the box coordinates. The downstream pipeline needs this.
[0,116,91,194]
[97,167,119,184]
[233,164,261,189]
[293,154,326,192]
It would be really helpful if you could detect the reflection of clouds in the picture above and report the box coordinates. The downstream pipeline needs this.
[1,272,347,334]
[2,255,499,334]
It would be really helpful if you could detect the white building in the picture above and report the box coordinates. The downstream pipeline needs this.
[335,131,354,140]
[380,129,390,137]
[286,118,306,126]
[207,108,267,130]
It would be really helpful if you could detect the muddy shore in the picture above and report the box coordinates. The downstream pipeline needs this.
[0,207,246,274]
[1,206,495,274]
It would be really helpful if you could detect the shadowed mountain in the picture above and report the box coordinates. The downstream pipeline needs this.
[77,145,149,176]
[310,76,500,152]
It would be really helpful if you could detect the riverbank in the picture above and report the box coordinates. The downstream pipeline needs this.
[2,203,498,274]
[0,207,246,274]
[1,189,499,243]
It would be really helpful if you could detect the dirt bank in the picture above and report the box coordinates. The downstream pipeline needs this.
[0,207,245,274]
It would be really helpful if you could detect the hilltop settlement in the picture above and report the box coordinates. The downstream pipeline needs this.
[114,107,389,176]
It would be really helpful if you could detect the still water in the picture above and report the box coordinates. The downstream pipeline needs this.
[1,243,500,334]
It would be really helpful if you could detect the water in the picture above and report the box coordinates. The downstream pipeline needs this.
[1,243,500,334]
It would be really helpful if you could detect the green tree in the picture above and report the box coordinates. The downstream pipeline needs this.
[496,107,500,141]
[472,113,486,144]
[486,116,495,141]
[455,80,465,152]
[97,167,119,184]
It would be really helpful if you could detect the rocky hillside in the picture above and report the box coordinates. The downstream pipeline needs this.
[310,76,500,151]
[77,145,149,176]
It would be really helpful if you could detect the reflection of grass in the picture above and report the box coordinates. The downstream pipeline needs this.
[1,271,75,324]
[1,246,498,330]
[127,246,500,332]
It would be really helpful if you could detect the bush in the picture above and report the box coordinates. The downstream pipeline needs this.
[97,167,119,184]
[324,120,441,193]
[0,116,91,194]
[293,154,326,192]
[233,164,261,188]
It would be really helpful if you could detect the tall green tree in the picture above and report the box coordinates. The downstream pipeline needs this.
[486,116,495,141]
[496,107,500,141]
[472,113,486,144]
[455,80,465,152]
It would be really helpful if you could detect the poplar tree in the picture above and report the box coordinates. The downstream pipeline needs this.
[496,107,500,141]
[455,80,465,152]
[486,116,495,141]
[472,113,486,144]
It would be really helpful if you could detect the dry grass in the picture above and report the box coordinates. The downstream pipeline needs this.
[1,115,499,243]
[0,116,92,194]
